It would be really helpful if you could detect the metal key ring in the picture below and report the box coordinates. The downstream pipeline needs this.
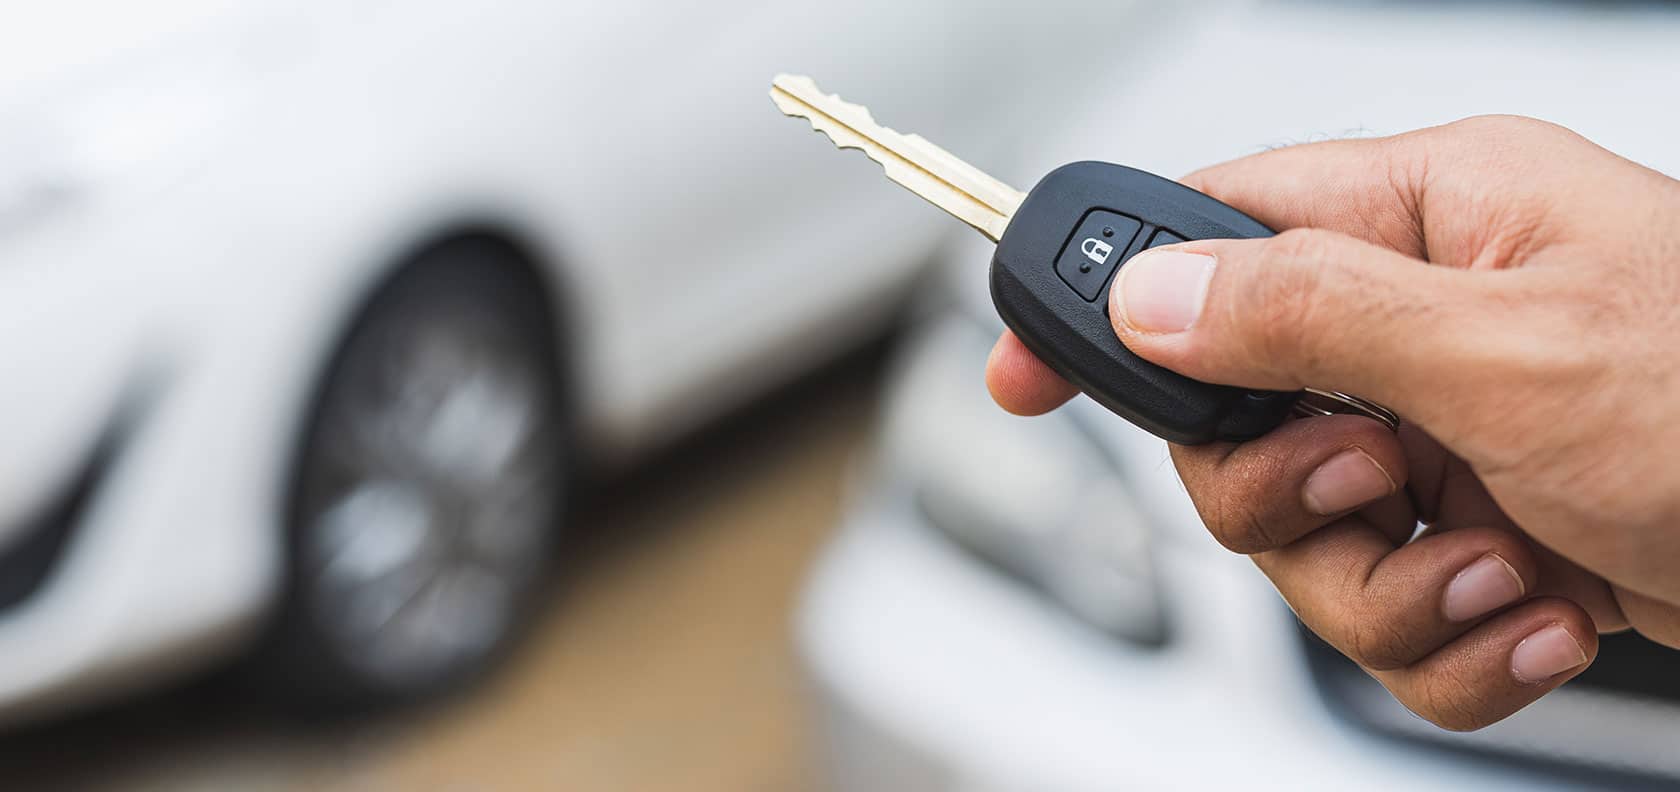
[1292,388,1401,432]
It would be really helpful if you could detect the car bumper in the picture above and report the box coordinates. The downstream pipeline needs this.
[798,498,1581,792]
[0,325,271,725]
[0,208,322,725]
[793,311,1585,791]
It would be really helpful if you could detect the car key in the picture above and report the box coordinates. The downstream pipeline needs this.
[770,74,1397,444]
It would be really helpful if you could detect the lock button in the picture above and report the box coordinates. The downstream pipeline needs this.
[1054,210,1141,301]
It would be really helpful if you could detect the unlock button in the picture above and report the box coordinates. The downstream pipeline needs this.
[1055,210,1142,301]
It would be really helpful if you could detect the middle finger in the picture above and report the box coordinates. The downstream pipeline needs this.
[1170,414,1408,554]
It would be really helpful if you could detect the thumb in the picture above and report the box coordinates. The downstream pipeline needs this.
[1108,228,1511,432]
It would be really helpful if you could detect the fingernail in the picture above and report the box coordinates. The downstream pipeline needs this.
[1442,553,1525,622]
[1113,249,1216,333]
[1301,448,1395,515]
[1511,624,1589,684]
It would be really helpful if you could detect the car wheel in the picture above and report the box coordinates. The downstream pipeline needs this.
[265,238,566,706]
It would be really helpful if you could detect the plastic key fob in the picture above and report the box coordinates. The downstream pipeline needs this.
[989,162,1293,444]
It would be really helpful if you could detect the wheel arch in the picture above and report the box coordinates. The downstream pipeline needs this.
[374,222,581,420]
[244,216,585,705]
[280,216,590,534]
[280,214,586,526]
[299,217,589,483]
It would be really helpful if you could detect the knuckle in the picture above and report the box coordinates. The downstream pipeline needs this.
[1441,113,1534,137]
[1200,485,1283,554]
[1415,669,1501,732]
[1436,114,1573,149]
[1346,615,1424,671]
[1415,115,1589,196]
[1241,229,1334,367]
[1228,505,1284,555]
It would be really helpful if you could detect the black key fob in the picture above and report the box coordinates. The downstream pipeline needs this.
[990,161,1294,445]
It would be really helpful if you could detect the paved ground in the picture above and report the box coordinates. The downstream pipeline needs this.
[0,348,885,791]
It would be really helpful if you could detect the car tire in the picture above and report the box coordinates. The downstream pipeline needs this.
[258,237,567,708]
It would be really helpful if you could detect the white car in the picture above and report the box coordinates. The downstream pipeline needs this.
[0,0,1155,724]
[798,1,1680,789]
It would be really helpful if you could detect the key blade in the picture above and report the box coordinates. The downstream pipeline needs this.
[770,74,1024,242]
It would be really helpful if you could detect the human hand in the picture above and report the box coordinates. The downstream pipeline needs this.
[985,116,1680,730]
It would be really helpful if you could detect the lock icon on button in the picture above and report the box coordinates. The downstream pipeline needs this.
[1080,237,1114,266]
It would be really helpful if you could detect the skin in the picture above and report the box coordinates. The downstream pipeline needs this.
[984,115,1680,731]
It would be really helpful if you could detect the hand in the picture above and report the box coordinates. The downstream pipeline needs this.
[985,116,1680,731]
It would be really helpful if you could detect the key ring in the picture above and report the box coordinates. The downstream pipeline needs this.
[1292,388,1400,432]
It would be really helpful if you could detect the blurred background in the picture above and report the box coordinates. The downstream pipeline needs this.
[2,0,1680,789]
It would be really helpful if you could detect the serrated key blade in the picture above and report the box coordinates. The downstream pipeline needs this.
[770,74,1024,242]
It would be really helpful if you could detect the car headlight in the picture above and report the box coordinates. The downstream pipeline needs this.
[875,317,1168,645]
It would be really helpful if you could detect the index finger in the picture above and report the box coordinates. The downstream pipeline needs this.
[985,329,1077,416]
[1180,135,1428,256]
[1181,115,1606,261]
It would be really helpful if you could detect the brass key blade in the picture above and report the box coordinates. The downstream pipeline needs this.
[770,74,1025,242]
